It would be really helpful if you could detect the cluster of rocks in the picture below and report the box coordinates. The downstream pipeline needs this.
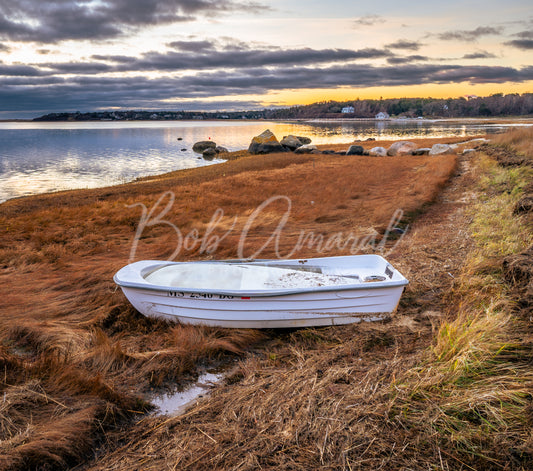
[248,129,315,154]
[365,141,458,157]
[245,130,460,157]
[192,140,229,160]
[193,130,476,160]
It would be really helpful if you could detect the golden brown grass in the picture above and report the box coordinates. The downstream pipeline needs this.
[1,152,457,267]
[388,152,533,468]
[77,132,533,471]
[0,136,472,470]
[491,126,533,159]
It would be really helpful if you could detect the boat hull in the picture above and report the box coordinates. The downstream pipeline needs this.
[120,285,404,328]
[114,256,408,328]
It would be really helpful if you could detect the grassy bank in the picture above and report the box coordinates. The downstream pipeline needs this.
[2,132,531,469]
[388,130,533,467]
[82,129,532,470]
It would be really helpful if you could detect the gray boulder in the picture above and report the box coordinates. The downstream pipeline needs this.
[295,136,312,145]
[346,145,364,156]
[193,140,216,154]
[294,144,318,154]
[369,146,387,157]
[387,141,418,156]
[248,129,286,154]
[429,143,456,156]
[202,148,217,160]
[412,148,431,156]
[280,135,303,151]
[215,146,228,154]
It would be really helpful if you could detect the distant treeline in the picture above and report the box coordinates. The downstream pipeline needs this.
[34,93,533,121]
[266,93,533,119]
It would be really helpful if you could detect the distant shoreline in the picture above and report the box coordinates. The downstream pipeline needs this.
[1,117,533,124]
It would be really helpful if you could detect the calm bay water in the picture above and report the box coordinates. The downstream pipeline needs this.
[0,119,527,203]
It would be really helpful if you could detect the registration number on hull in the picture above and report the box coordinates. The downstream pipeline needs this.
[167,291,235,300]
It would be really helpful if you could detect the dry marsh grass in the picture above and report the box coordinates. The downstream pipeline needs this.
[492,126,533,159]
[0,134,506,470]
[80,132,533,470]
[388,154,533,468]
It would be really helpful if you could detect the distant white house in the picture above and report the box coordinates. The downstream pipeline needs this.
[375,111,390,120]
[341,106,355,113]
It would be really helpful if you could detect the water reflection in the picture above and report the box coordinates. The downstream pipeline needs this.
[0,119,529,203]
[151,372,224,416]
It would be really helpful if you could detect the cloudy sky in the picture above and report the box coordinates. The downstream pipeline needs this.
[0,0,532,118]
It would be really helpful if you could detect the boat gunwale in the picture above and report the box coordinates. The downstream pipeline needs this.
[113,258,409,298]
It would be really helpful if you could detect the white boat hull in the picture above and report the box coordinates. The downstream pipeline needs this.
[114,255,408,328]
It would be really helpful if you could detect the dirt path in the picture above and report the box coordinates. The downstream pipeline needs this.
[388,151,477,333]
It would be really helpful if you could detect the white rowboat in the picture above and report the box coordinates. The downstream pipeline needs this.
[113,255,408,328]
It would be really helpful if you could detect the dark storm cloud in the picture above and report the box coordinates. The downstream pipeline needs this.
[503,29,533,49]
[385,40,423,51]
[386,55,429,65]
[132,47,391,70]
[0,0,268,43]
[0,62,44,76]
[44,62,113,74]
[505,39,533,49]
[2,63,532,115]
[133,64,533,91]
[65,46,393,73]
[424,65,532,84]
[437,26,504,41]
[167,37,257,52]
[1,76,65,86]
[167,39,217,52]
[462,51,497,59]
[91,55,139,64]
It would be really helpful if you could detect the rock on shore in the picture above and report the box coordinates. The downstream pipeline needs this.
[280,135,304,151]
[412,148,431,156]
[429,143,456,156]
[346,145,364,156]
[193,140,216,154]
[369,147,387,157]
[202,148,217,160]
[294,144,318,154]
[387,141,418,156]
[248,130,287,154]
